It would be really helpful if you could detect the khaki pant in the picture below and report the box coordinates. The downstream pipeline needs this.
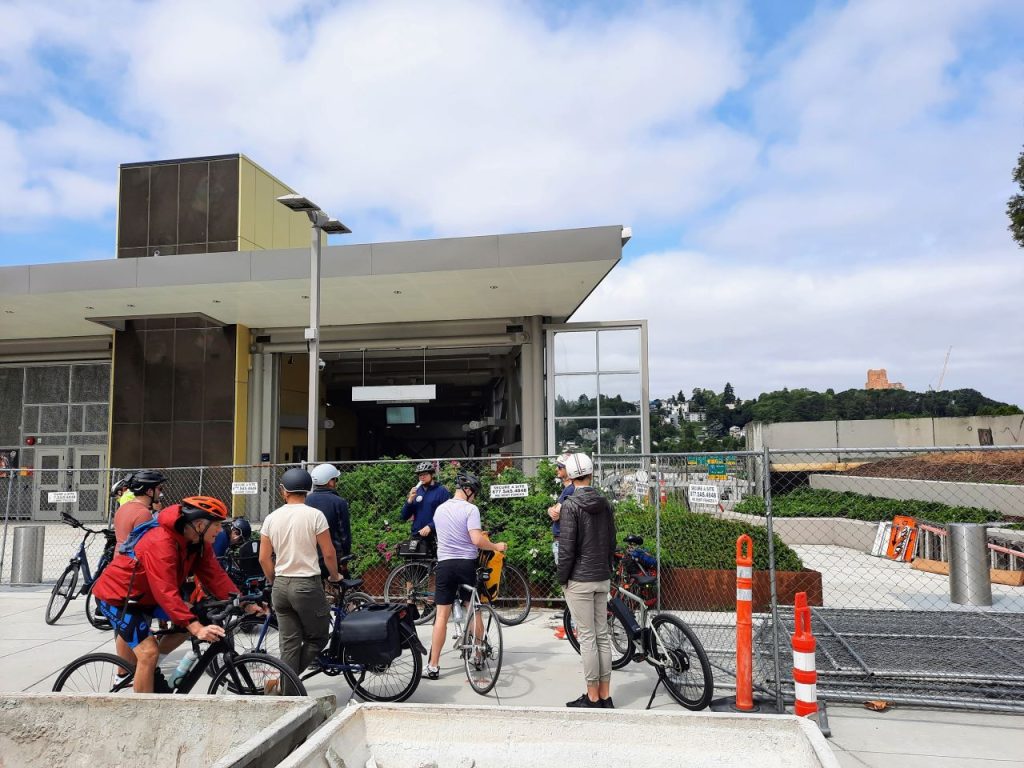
[272,575,330,684]
[565,578,612,684]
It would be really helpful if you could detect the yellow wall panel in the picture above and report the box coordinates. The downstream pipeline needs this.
[272,182,292,249]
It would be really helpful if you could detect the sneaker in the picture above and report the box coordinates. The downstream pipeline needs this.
[601,697,615,709]
[566,693,602,708]
[424,665,440,680]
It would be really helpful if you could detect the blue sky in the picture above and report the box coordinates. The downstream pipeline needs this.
[1,0,1023,406]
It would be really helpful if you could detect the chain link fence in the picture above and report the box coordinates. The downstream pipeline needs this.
[2,445,1022,711]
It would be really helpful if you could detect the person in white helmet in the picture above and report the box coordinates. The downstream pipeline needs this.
[307,463,351,575]
[558,452,617,709]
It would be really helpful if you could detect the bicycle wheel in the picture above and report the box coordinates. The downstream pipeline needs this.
[207,653,307,696]
[490,564,531,626]
[562,606,634,670]
[384,562,436,625]
[342,628,423,703]
[45,565,79,625]
[209,614,281,677]
[463,603,503,695]
[52,653,135,693]
[84,585,112,631]
[649,614,713,710]
[343,591,375,613]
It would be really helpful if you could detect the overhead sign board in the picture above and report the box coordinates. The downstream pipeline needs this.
[687,484,720,506]
[47,491,78,503]
[231,482,260,495]
[490,483,529,499]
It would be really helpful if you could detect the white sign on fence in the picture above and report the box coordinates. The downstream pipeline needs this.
[47,491,78,503]
[687,484,720,506]
[231,482,260,495]
[490,483,529,499]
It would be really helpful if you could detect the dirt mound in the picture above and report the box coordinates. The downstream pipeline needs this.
[842,451,1024,485]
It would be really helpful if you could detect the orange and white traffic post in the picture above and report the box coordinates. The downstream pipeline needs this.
[791,591,818,717]
[734,534,755,711]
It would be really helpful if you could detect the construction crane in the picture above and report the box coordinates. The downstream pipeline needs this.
[935,346,952,391]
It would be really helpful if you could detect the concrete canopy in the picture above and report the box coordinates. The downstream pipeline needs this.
[0,225,624,341]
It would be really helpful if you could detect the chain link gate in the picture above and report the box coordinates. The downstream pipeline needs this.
[2,445,1021,713]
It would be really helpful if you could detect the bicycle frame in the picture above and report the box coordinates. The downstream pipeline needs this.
[613,583,667,667]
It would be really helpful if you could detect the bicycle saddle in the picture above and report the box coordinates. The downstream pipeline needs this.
[625,535,644,546]
[340,578,364,591]
[633,574,658,588]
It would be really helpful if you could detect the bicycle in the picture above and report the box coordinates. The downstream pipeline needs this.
[563,545,714,710]
[247,561,423,702]
[449,565,503,695]
[45,511,117,629]
[385,529,531,627]
[52,594,307,696]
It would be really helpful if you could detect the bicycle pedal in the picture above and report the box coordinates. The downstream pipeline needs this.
[632,654,646,663]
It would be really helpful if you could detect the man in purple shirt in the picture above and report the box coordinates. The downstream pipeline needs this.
[423,472,507,680]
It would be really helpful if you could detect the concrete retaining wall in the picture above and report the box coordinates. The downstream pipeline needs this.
[276,703,839,768]
[0,693,330,768]
[721,510,879,553]
[809,474,1024,517]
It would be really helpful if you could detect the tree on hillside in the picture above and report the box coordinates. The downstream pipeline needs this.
[722,382,736,404]
[1009,144,1024,248]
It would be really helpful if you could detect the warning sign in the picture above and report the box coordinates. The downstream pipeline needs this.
[490,483,529,499]
[47,491,78,503]
[231,482,259,495]
[687,484,720,506]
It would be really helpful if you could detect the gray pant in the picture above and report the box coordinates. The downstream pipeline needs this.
[565,578,612,684]
[272,575,330,681]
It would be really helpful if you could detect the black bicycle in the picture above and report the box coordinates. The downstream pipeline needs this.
[45,511,117,629]
[52,594,306,696]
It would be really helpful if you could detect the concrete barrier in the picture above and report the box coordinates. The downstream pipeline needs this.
[0,693,333,768]
[809,474,1024,518]
[276,703,840,768]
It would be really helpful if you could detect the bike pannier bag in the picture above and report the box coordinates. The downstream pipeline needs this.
[608,595,643,640]
[397,538,430,558]
[338,604,403,666]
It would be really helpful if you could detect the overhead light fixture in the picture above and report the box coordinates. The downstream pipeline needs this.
[352,385,436,403]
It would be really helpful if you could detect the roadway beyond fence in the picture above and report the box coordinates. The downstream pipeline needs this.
[2,445,1022,712]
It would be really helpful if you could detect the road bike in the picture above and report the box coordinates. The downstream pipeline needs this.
[45,511,117,629]
[449,565,504,695]
[52,594,306,696]
[563,539,713,710]
[385,528,531,626]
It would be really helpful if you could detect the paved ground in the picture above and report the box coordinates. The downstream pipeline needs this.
[3,586,1023,766]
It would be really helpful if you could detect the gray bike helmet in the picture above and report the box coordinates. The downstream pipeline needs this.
[414,461,435,475]
[455,472,482,496]
[230,518,252,540]
[280,468,313,494]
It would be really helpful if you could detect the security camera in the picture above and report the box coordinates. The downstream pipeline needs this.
[318,358,326,371]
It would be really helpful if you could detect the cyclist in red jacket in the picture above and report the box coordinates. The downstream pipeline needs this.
[91,496,242,693]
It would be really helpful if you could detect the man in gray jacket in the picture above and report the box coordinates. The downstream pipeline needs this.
[557,452,617,708]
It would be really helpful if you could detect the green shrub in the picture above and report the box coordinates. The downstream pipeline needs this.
[735,487,1000,524]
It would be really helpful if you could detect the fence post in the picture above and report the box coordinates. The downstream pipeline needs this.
[654,455,662,613]
[763,444,785,712]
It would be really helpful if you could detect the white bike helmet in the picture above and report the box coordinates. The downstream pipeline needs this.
[564,453,594,480]
[311,463,341,486]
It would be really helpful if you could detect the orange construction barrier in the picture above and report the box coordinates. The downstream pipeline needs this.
[735,534,755,711]
[791,592,818,717]
[886,515,918,562]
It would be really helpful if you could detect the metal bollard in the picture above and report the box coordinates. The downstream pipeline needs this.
[10,526,45,584]
[948,523,992,607]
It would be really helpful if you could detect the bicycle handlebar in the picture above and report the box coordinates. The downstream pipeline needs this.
[60,511,112,537]
[199,593,266,626]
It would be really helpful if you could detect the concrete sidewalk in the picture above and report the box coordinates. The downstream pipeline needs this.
[2,586,1022,767]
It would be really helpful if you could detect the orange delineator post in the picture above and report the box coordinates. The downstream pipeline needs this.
[735,534,755,711]
[791,591,818,717]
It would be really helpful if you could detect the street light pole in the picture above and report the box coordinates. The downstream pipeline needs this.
[276,194,351,465]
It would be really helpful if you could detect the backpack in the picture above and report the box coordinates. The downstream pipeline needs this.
[118,519,161,559]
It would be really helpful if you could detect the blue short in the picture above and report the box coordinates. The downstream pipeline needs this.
[97,600,170,649]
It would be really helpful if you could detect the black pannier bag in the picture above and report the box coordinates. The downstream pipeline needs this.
[396,537,431,558]
[337,604,417,666]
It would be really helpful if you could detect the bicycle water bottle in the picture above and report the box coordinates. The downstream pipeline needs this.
[170,649,198,688]
[453,601,465,624]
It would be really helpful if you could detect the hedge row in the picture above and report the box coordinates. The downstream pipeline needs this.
[331,459,803,574]
[734,487,1001,524]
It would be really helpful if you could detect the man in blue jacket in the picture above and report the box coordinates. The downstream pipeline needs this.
[307,463,352,574]
[400,461,451,551]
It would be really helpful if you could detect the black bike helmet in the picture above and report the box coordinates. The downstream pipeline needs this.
[127,469,168,494]
[455,472,482,497]
[230,518,252,540]
[414,461,435,475]
[280,467,313,494]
